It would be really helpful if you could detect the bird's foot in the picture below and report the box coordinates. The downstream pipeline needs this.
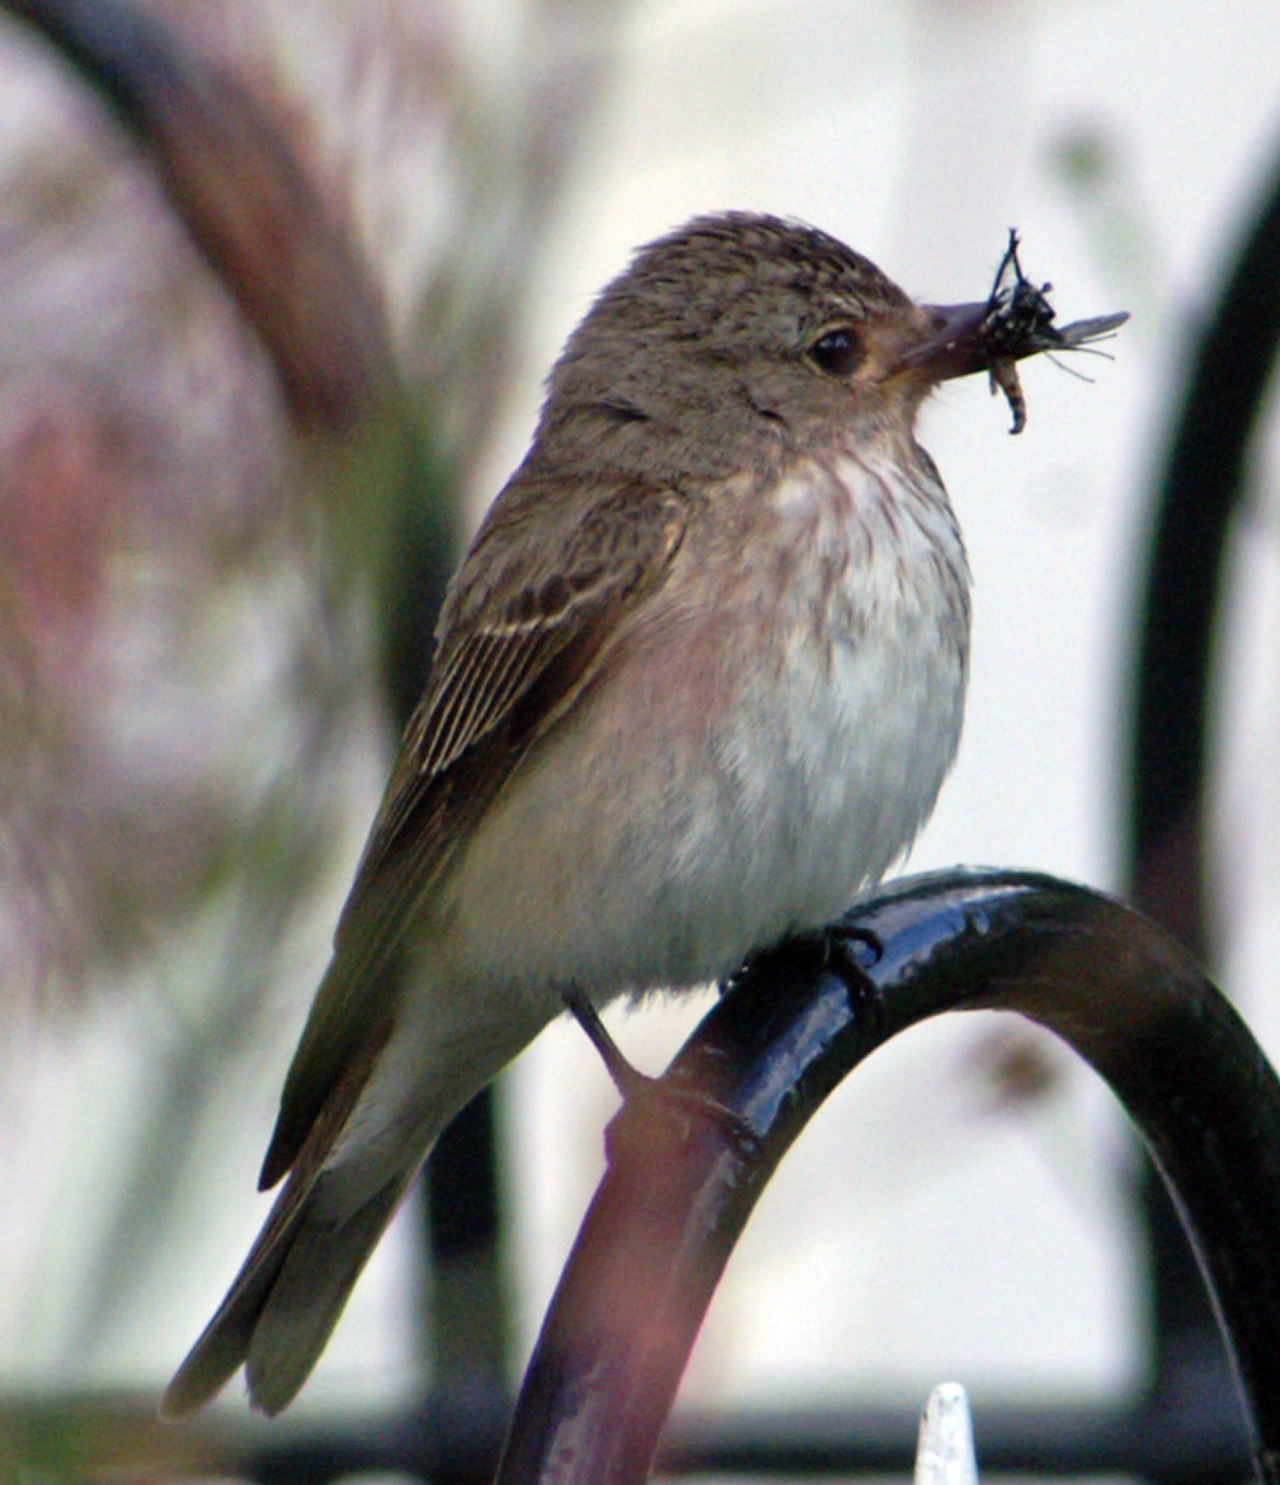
[563,989,761,1162]
[828,924,889,1036]
[720,922,886,1030]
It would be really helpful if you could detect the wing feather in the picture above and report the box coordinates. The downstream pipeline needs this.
[258,475,689,1185]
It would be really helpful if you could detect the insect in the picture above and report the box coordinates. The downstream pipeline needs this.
[976,229,1128,434]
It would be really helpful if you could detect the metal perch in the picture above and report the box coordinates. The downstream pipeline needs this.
[496,868,1280,1485]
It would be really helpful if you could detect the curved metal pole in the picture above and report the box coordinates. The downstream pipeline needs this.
[496,868,1280,1485]
[1125,134,1280,1416]
[1129,136,1280,947]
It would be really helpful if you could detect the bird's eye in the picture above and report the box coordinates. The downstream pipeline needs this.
[808,326,865,377]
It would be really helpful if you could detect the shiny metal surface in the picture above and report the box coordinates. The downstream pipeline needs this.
[497,868,1280,1485]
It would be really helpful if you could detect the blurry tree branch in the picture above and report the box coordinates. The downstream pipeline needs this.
[4,0,400,430]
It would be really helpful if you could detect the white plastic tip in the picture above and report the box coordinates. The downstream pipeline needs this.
[914,1381,978,1485]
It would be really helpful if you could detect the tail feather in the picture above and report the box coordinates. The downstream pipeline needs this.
[246,1174,409,1415]
[164,976,538,1415]
[162,960,431,1418]
[160,1251,280,1417]
[161,1167,414,1417]
[161,1170,307,1417]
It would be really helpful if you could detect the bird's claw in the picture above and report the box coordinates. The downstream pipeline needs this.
[564,986,763,1163]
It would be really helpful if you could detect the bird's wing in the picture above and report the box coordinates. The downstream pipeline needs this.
[258,474,689,1187]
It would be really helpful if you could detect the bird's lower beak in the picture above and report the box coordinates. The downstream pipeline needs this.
[892,301,994,384]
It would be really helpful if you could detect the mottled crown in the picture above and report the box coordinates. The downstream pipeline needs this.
[632,213,910,323]
[544,214,908,406]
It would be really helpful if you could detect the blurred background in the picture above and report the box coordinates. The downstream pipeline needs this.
[0,0,1278,1474]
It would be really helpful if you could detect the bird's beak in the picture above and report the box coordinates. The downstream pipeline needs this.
[891,301,994,384]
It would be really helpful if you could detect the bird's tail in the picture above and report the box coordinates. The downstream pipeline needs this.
[161,1150,421,1418]
[162,962,549,1416]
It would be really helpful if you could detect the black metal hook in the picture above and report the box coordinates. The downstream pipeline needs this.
[496,868,1280,1485]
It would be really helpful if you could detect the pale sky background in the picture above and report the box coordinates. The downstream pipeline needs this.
[3,0,1280,1459]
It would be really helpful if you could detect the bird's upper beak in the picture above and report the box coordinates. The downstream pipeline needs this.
[890,301,994,384]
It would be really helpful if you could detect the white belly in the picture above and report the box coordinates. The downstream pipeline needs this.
[441,450,970,1007]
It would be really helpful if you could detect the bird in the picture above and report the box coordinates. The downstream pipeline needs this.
[164,210,992,1417]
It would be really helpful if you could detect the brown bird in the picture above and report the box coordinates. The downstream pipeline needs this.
[163,212,1036,1416]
